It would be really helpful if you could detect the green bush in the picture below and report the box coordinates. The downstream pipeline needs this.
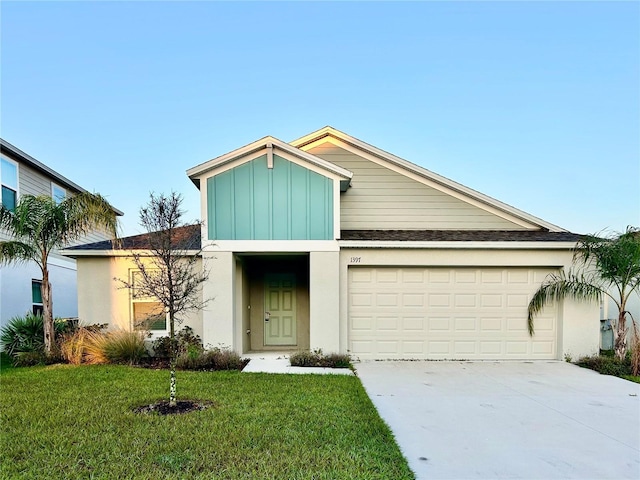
[0,351,12,370]
[176,347,245,371]
[12,351,46,367]
[322,352,353,368]
[102,330,148,365]
[289,349,352,369]
[152,326,202,359]
[0,313,69,357]
[576,354,632,377]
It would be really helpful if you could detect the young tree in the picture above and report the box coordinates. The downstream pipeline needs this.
[0,193,119,354]
[120,192,208,407]
[528,227,640,360]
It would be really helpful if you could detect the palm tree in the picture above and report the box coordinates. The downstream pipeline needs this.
[528,227,640,360]
[0,193,119,354]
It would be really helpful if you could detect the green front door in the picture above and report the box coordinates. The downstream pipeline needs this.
[264,274,297,346]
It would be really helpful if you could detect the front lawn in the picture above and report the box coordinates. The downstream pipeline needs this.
[0,365,413,479]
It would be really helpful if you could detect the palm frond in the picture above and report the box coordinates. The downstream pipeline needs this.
[63,192,119,242]
[575,227,640,293]
[0,241,38,265]
[0,205,15,231]
[527,270,603,335]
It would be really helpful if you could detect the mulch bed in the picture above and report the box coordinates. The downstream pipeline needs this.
[133,400,213,415]
[134,357,250,371]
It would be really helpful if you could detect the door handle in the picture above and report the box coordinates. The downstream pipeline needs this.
[265,312,270,322]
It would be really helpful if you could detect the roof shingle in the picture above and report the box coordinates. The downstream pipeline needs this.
[66,225,201,251]
[339,230,582,242]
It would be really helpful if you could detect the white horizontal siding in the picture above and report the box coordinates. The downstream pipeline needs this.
[308,144,526,231]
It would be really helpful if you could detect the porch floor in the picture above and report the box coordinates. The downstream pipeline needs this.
[241,352,354,375]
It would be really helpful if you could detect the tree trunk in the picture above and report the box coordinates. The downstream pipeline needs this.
[169,310,177,407]
[631,320,640,376]
[613,310,627,361]
[41,269,54,355]
[169,359,177,407]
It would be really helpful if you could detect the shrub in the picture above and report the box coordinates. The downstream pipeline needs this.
[289,349,323,367]
[13,351,47,367]
[0,313,68,357]
[176,347,245,371]
[0,351,12,370]
[59,328,108,365]
[102,330,148,365]
[59,328,147,365]
[60,326,109,365]
[322,352,353,369]
[151,326,202,359]
[60,328,90,365]
[289,349,352,369]
[576,354,632,377]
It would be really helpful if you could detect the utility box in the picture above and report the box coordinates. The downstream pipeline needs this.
[600,319,614,351]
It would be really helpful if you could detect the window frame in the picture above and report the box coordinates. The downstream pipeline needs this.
[51,182,66,205]
[0,156,19,211]
[32,280,43,316]
[130,270,168,335]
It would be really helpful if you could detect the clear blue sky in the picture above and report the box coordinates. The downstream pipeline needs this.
[2,1,638,236]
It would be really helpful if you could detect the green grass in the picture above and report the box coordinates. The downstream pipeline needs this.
[622,375,640,383]
[0,365,413,479]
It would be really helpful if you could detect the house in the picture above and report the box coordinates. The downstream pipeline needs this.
[63,127,600,360]
[0,139,122,329]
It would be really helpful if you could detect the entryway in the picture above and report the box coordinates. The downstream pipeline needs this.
[236,254,310,353]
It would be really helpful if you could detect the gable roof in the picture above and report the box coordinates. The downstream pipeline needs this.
[290,126,566,233]
[186,135,353,190]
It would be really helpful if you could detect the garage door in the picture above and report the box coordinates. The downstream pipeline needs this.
[348,267,558,360]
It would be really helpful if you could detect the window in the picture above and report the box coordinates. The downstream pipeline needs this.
[32,280,43,316]
[131,271,166,331]
[1,157,18,211]
[51,183,66,204]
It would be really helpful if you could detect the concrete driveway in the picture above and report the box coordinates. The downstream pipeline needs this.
[356,361,640,480]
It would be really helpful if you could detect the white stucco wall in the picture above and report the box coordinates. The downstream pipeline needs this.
[309,251,340,352]
[561,299,600,360]
[201,251,234,349]
[0,258,77,330]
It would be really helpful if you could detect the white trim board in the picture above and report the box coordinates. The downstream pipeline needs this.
[187,136,353,186]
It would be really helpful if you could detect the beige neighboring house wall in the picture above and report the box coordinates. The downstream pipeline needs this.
[76,256,203,339]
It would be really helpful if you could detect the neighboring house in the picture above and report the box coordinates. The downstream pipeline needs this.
[63,127,600,360]
[0,139,122,329]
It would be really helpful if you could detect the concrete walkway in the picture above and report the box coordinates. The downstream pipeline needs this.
[242,352,354,375]
[356,361,640,480]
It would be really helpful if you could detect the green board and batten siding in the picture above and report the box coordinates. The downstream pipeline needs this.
[207,155,334,240]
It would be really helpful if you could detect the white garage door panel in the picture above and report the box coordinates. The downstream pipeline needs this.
[348,267,557,360]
